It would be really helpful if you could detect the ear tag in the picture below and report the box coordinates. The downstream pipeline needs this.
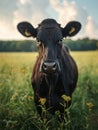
[69,27,75,34]
[39,98,46,105]
[25,29,31,36]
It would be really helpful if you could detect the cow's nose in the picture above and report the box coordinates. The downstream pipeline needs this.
[42,61,57,74]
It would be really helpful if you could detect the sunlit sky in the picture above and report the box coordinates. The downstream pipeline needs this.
[0,0,98,40]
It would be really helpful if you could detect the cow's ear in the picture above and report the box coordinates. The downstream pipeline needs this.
[17,22,37,37]
[62,21,81,37]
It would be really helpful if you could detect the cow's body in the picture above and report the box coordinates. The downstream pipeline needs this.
[17,18,81,117]
[31,45,78,115]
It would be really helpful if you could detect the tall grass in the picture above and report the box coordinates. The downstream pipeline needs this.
[0,51,98,130]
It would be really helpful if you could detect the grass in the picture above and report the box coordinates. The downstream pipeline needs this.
[0,51,98,130]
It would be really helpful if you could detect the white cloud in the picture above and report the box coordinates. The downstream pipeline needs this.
[20,0,31,5]
[0,0,50,40]
[50,0,77,25]
[13,0,50,27]
[85,16,98,39]
[0,0,19,40]
[50,0,98,39]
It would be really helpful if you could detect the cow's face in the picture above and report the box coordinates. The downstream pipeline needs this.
[36,20,63,74]
[17,19,81,75]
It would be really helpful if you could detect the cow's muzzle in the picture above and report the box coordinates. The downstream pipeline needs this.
[41,60,60,74]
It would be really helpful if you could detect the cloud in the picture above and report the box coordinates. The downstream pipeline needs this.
[50,0,98,39]
[14,0,50,27]
[85,16,98,39]
[13,0,51,39]
[50,0,87,24]
[0,0,50,40]
[50,0,77,24]
[0,0,18,40]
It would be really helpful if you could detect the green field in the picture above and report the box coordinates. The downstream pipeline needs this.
[0,51,98,130]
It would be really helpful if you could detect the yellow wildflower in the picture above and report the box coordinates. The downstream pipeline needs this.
[39,98,46,105]
[86,102,94,108]
[61,94,71,102]
[21,69,26,74]
[28,96,33,100]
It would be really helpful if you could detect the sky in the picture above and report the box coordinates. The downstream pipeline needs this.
[0,0,98,40]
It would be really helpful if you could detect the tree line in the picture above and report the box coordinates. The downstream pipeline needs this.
[0,38,98,52]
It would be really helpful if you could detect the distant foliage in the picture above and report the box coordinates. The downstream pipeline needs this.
[0,38,98,52]
[0,40,37,52]
[64,38,98,51]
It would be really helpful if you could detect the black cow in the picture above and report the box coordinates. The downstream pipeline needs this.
[17,19,81,117]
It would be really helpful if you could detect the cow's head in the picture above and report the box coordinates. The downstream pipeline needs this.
[17,19,81,75]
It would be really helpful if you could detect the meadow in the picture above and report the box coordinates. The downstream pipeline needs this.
[0,51,98,130]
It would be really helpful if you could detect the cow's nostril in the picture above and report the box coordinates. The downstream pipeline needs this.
[52,63,57,71]
[43,64,47,70]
